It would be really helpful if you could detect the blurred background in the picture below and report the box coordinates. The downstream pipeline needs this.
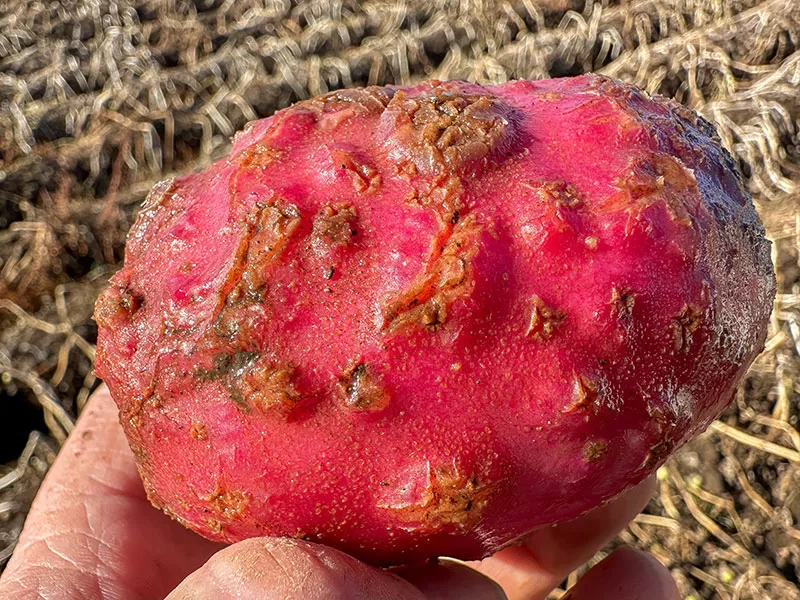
[0,0,798,597]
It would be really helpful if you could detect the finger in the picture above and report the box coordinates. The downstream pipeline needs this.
[564,547,680,600]
[396,559,508,599]
[0,386,225,600]
[166,537,506,600]
[471,475,656,600]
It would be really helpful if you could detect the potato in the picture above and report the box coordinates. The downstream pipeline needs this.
[94,75,775,565]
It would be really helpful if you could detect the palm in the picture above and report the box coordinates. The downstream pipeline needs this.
[0,387,224,599]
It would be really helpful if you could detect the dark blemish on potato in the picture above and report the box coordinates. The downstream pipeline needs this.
[197,351,300,415]
[642,438,673,469]
[522,180,583,232]
[239,143,285,170]
[606,154,698,233]
[384,89,516,178]
[139,177,175,211]
[240,201,302,295]
[196,352,249,382]
[313,204,359,248]
[609,286,636,319]
[217,198,301,316]
[565,374,599,413]
[394,160,418,180]
[125,392,162,429]
[93,285,143,327]
[582,439,608,462]
[338,362,390,411]
[311,86,394,116]
[537,180,582,208]
[381,465,492,532]
[526,296,566,341]
[324,266,335,280]
[190,422,208,440]
[118,287,143,313]
[202,484,251,530]
[241,365,301,416]
[671,304,702,352]
[381,213,480,333]
[211,199,300,341]
[329,148,380,192]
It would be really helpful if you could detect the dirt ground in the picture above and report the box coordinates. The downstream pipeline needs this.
[1,0,799,597]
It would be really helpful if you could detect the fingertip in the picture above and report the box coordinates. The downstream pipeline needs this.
[395,558,508,600]
[166,537,424,600]
[471,476,657,600]
[519,474,657,572]
[565,547,680,600]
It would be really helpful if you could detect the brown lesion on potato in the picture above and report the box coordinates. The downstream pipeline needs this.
[202,484,250,532]
[311,86,395,116]
[381,213,480,333]
[587,74,649,106]
[197,351,301,416]
[521,179,583,230]
[238,143,285,170]
[609,286,636,319]
[124,178,185,262]
[405,175,465,222]
[525,295,566,341]
[160,504,193,530]
[385,89,515,178]
[537,180,582,208]
[605,153,698,233]
[93,284,143,327]
[140,177,176,211]
[671,304,703,352]
[212,198,301,339]
[582,439,608,462]
[337,362,390,411]
[313,204,358,247]
[384,465,492,532]
[125,391,162,429]
[237,200,302,298]
[641,438,673,470]
[329,148,380,193]
[196,351,251,382]
[394,160,418,180]
[238,362,301,417]
[190,422,208,440]
[565,374,599,413]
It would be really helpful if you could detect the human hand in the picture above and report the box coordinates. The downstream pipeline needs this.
[0,386,679,599]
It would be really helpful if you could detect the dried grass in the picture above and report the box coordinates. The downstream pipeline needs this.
[1,0,799,597]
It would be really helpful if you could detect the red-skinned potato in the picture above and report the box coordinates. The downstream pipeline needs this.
[94,74,775,565]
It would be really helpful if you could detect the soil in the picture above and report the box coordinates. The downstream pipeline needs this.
[1,1,799,598]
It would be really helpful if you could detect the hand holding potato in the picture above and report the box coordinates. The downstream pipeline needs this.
[0,386,679,599]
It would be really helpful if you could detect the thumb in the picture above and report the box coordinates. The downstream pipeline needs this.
[165,537,506,600]
[564,547,680,600]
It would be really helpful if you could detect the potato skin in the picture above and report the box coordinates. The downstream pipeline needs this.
[94,75,775,565]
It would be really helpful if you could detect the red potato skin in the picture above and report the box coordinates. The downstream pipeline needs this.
[94,75,775,565]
